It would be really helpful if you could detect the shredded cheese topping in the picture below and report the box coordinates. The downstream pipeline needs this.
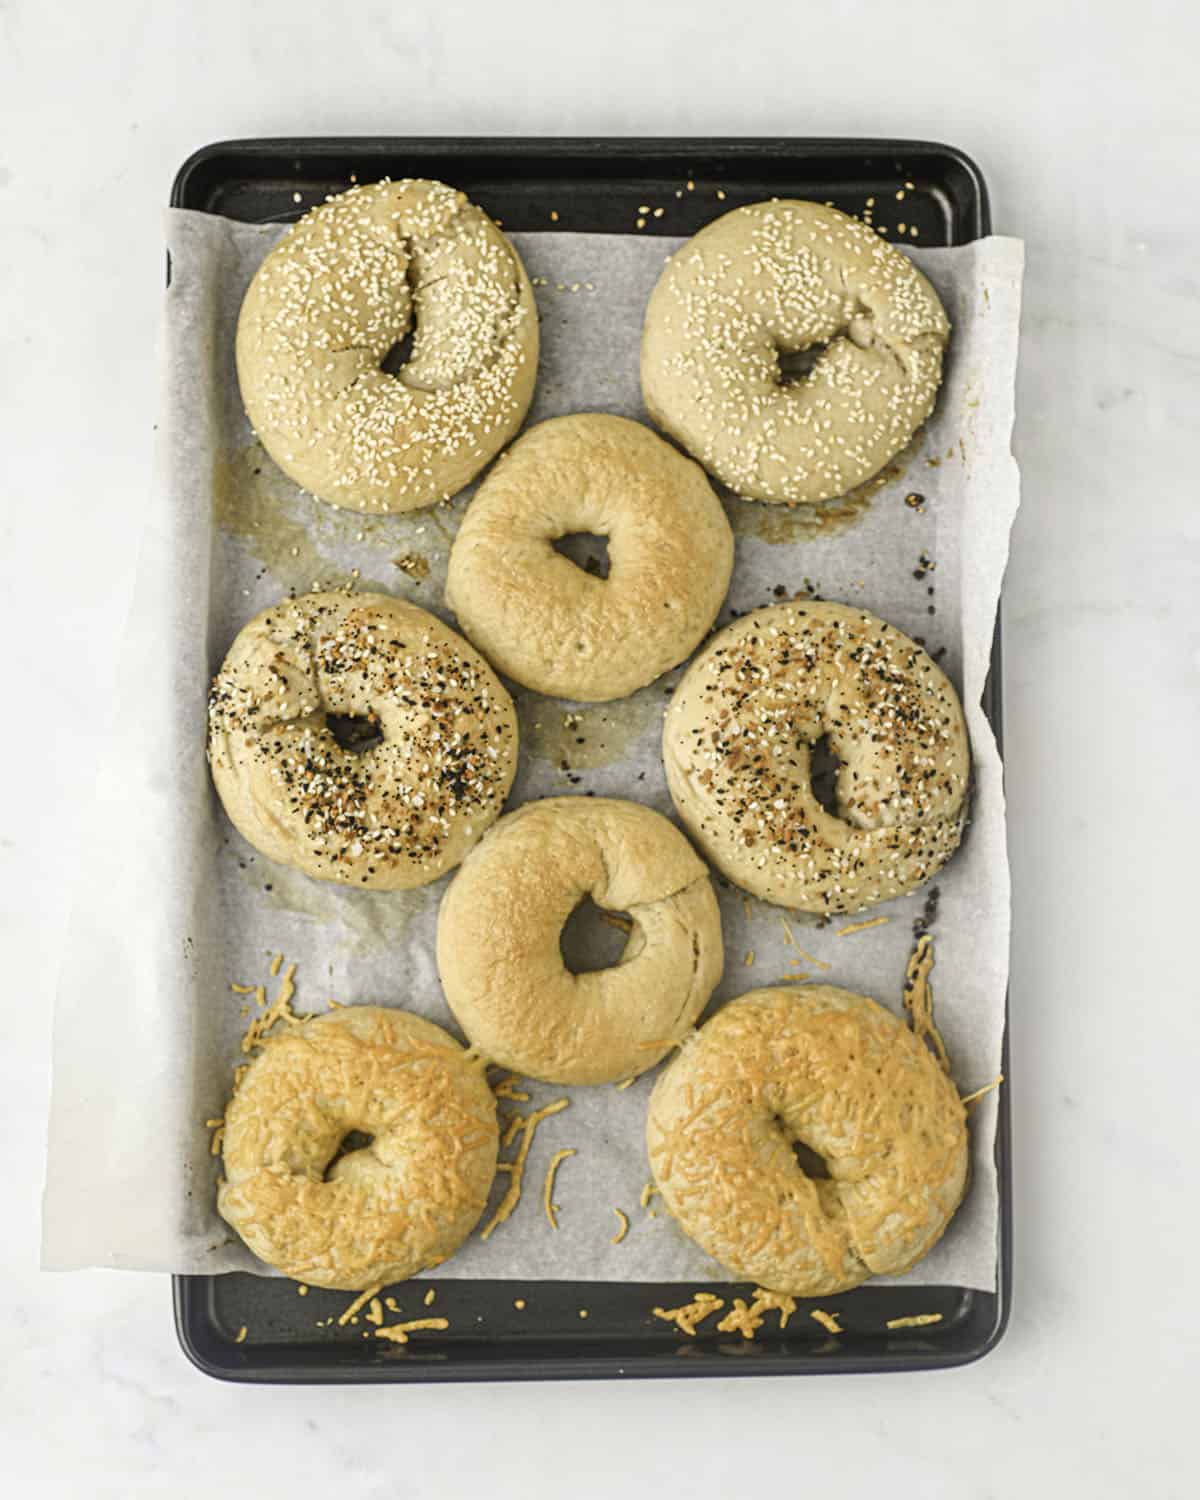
[639,1181,659,1209]
[239,963,300,1054]
[960,1073,1004,1110]
[480,1098,570,1241]
[653,1292,725,1336]
[337,1285,383,1327]
[836,915,892,937]
[717,1288,799,1340]
[903,933,950,1073]
[492,1073,531,1103]
[542,1147,576,1230]
[373,1318,449,1344]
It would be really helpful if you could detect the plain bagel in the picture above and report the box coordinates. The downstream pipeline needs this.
[207,591,518,889]
[663,600,969,913]
[236,178,538,513]
[641,200,949,504]
[218,1006,498,1289]
[436,797,724,1085]
[646,985,969,1296]
[445,414,734,702]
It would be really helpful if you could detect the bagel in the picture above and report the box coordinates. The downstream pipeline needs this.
[445,414,734,702]
[436,797,724,1085]
[663,600,969,914]
[207,591,518,889]
[236,178,538,513]
[641,200,949,504]
[218,1006,498,1289]
[647,985,969,1296]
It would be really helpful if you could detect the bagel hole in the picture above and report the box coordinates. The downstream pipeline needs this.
[324,1129,375,1179]
[791,1138,831,1180]
[327,711,384,755]
[559,897,632,974]
[808,734,842,817]
[380,330,415,376]
[552,531,610,580]
[776,342,829,384]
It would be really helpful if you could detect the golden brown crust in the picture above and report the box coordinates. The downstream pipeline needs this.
[207,591,518,888]
[218,1006,498,1290]
[646,986,968,1296]
[446,414,734,702]
[641,201,949,504]
[436,797,724,1085]
[236,179,538,513]
[663,600,969,913]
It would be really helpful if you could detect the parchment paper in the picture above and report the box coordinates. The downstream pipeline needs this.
[43,210,1023,1291]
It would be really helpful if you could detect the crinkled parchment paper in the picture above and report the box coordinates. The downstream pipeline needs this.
[44,211,1022,1291]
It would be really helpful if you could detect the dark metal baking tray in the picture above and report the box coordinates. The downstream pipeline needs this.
[170,136,1010,1383]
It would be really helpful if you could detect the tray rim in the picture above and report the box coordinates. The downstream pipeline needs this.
[168,133,1011,1383]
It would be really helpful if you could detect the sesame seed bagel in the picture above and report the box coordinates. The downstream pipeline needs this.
[647,986,969,1296]
[218,1006,498,1289]
[207,591,518,889]
[436,797,724,1085]
[663,601,969,914]
[446,414,734,702]
[236,179,538,513]
[641,201,949,504]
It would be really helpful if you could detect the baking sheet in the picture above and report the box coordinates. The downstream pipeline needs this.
[43,211,1023,1292]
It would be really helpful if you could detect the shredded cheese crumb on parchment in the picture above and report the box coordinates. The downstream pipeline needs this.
[542,1148,577,1230]
[903,934,951,1073]
[610,1208,629,1245]
[480,1098,570,1241]
[836,915,892,938]
[960,1074,1005,1111]
[810,1308,843,1335]
[492,1073,531,1103]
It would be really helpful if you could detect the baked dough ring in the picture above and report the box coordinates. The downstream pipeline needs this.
[663,601,969,914]
[641,201,949,503]
[236,179,538,513]
[445,414,734,702]
[436,797,724,1085]
[207,591,518,889]
[218,1006,498,1289]
[647,986,968,1296]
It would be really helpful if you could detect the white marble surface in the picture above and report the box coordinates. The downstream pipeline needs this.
[3,2,1197,1495]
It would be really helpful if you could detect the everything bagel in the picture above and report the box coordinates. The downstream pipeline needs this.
[207,591,518,889]
[662,600,969,913]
